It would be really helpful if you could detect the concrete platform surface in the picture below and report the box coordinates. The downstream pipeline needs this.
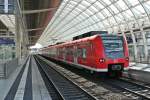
[123,62,150,84]
[129,62,150,71]
[0,57,51,100]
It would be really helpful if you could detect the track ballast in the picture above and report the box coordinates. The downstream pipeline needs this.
[34,56,97,100]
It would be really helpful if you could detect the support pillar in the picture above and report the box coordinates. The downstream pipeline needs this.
[15,13,22,59]
[130,30,138,61]
[140,28,148,61]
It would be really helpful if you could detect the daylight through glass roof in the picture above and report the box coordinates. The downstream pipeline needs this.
[38,0,150,46]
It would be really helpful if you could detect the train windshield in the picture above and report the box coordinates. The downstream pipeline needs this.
[102,36,124,59]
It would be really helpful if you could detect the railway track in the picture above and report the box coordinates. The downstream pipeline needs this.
[40,55,150,100]
[105,78,150,100]
[38,55,130,100]
[34,56,97,100]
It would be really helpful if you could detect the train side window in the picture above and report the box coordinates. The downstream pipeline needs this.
[66,47,73,56]
[66,48,69,55]
[82,49,86,58]
[77,48,87,58]
[77,48,82,57]
[57,48,59,56]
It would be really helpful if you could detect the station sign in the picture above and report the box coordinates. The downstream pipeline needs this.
[0,38,15,44]
[0,0,14,14]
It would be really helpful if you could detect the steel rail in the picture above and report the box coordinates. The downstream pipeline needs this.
[34,56,96,100]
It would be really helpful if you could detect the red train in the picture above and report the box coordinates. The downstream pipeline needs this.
[41,32,129,77]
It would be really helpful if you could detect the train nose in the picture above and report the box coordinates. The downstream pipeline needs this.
[113,59,119,63]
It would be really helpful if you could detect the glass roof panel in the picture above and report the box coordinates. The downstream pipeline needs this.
[85,9,94,16]
[109,17,117,25]
[101,0,111,5]
[124,10,134,19]
[73,0,82,3]
[77,4,86,10]
[146,0,150,5]
[94,1,104,10]
[127,0,139,6]
[102,9,111,17]
[81,0,91,7]
[132,5,145,17]
[89,6,98,13]
[109,5,119,14]
[144,1,150,13]
[96,12,105,19]
[116,0,128,10]
[92,15,100,21]
[87,0,96,3]
[70,0,77,5]
[38,0,150,46]
[116,13,124,21]
[103,20,110,26]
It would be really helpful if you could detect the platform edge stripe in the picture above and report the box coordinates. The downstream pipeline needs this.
[32,57,52,100]
[31,57,42,100]
[4,57,30,100]
[23,57,33,100]
[14,56,31,99]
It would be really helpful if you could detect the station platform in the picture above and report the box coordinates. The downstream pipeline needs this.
[129,62,150,71]
[0,55,150,100]
[0,56,51,100]
[123,62,150,84]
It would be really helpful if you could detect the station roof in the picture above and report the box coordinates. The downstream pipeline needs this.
[36,0,150,47]
[23,0,61,45]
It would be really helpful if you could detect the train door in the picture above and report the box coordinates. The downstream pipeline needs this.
[73,45,78,63]
[64,47,67,61]
[62,47,65,60]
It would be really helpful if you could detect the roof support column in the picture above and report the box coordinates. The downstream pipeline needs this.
[130,30,138,61]
[15,0,29,60]
[15,14,22,59]
[15,0,23,60]
[140,28,148,62]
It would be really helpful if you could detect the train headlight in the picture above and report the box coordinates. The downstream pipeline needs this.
[100,58,105,63]
[125,57,129,61]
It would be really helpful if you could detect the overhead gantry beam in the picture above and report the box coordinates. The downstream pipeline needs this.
[22,7,58,14]
[0,29,8,31]
[26,27,46,32]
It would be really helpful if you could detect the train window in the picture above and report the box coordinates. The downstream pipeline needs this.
[66,48,69,55]
[102,36,124,59]
[66,47,73,56]
[148,50,150,63]
[77,48,82,57]
[70,49,73,55]
[57,48,59,56]
[77,48,87,58]
[82,49,86,58]
[60,48,64,54]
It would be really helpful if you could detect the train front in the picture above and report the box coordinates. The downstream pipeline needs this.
[100,35,129,76]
